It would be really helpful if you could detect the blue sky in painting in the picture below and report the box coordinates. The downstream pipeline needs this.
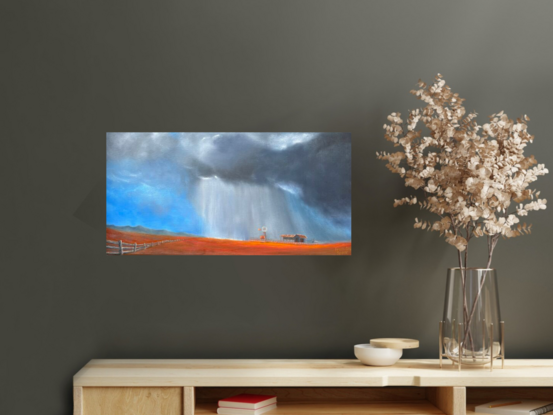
[106,133,351,242]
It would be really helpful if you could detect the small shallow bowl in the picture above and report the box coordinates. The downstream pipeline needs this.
[354,344,403,366]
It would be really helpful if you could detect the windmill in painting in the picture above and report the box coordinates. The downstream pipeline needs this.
[106,133,351,255]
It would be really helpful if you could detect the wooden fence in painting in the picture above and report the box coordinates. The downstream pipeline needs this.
[106,239,176,255]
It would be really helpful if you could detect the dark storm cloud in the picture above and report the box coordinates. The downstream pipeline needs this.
[190,133,272,181]
[281,134,351,217]
[189,133,351,217]
[107,132,351,217]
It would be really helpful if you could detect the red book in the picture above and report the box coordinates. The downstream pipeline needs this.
[218,394,277,410]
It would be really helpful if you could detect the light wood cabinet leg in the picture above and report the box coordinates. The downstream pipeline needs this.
[74,387,83,415]
[184,387,195,415]
[427,386,466,415]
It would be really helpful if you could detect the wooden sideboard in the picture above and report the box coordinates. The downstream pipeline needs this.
[73,359,553,415]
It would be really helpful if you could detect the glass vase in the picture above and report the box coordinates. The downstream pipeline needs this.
[441,268,504,366]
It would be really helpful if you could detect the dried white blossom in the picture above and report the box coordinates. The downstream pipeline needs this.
[378,74,548,267]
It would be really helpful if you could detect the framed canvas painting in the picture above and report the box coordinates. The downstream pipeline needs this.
[106,133,351,255]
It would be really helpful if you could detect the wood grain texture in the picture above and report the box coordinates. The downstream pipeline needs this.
[73,359,553,387]
[196,387,426,403]
[466,403,480,415]
[73,387,83,415]
[82,387,182,415]
[466,387,553,403]
[196,402,443,414]
[183,387,195,415]
[427,387,466,415]
[370,339,419,349]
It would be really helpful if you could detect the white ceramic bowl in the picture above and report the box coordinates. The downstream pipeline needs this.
[354,344,403,366]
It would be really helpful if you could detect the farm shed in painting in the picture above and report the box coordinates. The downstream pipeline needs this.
[281,234,307,243]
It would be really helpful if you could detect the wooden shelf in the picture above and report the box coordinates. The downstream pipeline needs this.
[72,359,553,415]
[73,359,553,387]
[196,401,444,414]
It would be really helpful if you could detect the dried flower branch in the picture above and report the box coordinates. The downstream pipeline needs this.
[378,74,548,269]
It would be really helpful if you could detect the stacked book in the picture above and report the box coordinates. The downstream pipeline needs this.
[475,400,553,415]
[217,394,277,415]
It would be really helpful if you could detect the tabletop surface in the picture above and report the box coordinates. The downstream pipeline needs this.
[73,359,553,387]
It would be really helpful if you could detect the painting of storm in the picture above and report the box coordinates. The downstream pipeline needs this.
[106,133,351,255]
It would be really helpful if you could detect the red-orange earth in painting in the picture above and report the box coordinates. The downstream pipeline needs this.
[106,229,351,256]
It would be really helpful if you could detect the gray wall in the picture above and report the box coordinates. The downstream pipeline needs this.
[2,1,553,414]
